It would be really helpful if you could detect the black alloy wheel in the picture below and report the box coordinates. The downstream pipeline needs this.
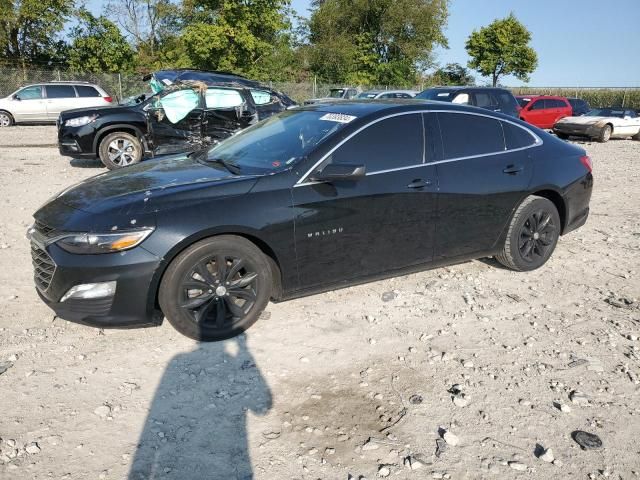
[518,210,557,263]
[496,195,561,271]
[159,236,272,341]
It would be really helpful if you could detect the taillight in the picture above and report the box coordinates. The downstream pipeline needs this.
[104,96,113,103]
[579,155,592,172]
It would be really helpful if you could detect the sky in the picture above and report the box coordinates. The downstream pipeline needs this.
[88,0,640,87]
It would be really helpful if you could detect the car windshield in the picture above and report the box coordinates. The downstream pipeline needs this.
[119,92,151,106]
[517,97,532,108]
[415,89,457,101]
[328,89,345,98]
[203,110,353,174]
[585,108,625,118]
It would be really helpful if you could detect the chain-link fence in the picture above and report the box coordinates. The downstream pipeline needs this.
[1,67,639,107]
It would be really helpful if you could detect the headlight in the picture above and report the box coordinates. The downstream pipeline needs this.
[55,228,153,254]
[64,114,98,127]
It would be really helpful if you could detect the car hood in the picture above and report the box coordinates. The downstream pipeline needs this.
[59,104,139,120]
[35,155,259,231]
[556,116,611,125]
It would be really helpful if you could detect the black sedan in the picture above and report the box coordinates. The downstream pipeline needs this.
[30,101,593,341]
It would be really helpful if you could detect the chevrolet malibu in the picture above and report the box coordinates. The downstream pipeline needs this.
[29,101,593,341]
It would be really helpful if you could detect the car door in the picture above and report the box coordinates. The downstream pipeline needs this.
[524,99,547,127]
[147,87,204,155]
[10,85,47,122]
[619,110,640,136]
[202,87,256,143]
[44,85,78,119]
[434,112,534,260]
[292,112,439,289]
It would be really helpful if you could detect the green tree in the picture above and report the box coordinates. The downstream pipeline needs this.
[307,0,448,85]
[465,13,537,86]
[176,0,296,81]
[67,9,136,73]
[432,62,474,86]
[0,0,73,69]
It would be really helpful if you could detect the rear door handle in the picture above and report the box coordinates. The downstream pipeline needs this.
[407,179,432,189]
[503,165,524,175]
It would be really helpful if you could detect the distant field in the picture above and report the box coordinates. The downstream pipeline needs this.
[511,87,640,109]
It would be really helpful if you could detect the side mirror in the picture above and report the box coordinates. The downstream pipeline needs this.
[310,163,366,182]
[13,95,21,101]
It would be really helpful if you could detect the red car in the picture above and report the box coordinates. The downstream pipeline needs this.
[517,95,573,129]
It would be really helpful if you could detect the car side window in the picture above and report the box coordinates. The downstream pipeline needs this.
[530,100,545,110]
[15,86,42,100]
[502,121,537,149]
[473,92,494,108]
[625,110,637,118]
[76,86,101,97]
[205,88,244,108]
[45,85,77,99]
[250,89,273,105]
[330,114,424,172]
[438,112,505,158]
[451,93,469,105]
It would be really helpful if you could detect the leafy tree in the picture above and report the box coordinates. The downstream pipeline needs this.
[67,9,136,73]
[432,62,474,86]
[307,0,448,85]
[465,13,537,86]
[177,0,296,81]
[0,0,73,68]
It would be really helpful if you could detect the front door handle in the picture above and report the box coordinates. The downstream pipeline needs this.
[407,179,432,189]
[503,165,524,175]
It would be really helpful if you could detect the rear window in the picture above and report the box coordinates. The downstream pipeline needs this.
[473,92,495,108]
[502,121,537,149]
[416,89,457,101]
[438,112,505,158]
[76,85,101,97]
[46,85,76,98]
[496,92,518,111]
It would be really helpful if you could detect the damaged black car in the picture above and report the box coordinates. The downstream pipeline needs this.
[57,70,296,169]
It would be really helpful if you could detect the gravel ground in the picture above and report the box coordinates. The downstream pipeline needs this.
[0,126,639,479]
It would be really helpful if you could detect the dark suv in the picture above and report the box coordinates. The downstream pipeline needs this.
[58,70,296,169]
[415,87,520,117]
[567,97,590,116]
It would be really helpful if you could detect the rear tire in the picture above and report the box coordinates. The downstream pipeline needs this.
[597,124,612,143]
[0,110,14,127]
[496,196,561,272]
[98,131,142,169]
[159,235,272,341]
[633,130,640,140]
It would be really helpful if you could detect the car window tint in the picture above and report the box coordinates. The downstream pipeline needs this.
[474,92,494,107]
[76,85,101,97]
[451,93,469,105]
[205,88,243,108]
[496,92,518,110]
[46,85,76,98]
[625,110,637,118]
[331,114,423,172]
[502,121,536,149]
[530,100,545,110]
[250,89,272,105]
[16,86,42,99]
[438,112,505,158]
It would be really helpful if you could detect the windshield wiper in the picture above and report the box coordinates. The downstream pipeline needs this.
[202,157,242,175]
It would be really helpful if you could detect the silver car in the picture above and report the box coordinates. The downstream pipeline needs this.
[0,82,112,127]
[356,90,418,99]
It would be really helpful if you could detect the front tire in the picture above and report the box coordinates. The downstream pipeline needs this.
[0,110,14,127]
[496,196,561,272]
[98,131,143,169]
[633,129,640,140]
[597,124,612,143]
[159,236,273,341]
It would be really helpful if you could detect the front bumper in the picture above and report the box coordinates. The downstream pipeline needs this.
[553,123,600,138]
[31,234,163,328]
[58,123,99,159]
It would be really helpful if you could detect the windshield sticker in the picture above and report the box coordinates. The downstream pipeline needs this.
[319,113,357,124]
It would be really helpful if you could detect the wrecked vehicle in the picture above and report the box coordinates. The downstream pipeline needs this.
[31,101,593,341]
[304,87,360,105]
[553,107,640,142]
[58,70,296,169]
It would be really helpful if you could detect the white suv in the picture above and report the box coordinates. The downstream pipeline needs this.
[0,82,113,127]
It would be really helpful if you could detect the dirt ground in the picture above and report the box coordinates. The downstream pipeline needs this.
[0,125,639,480]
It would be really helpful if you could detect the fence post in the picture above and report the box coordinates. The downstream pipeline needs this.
[118,74,123,102]
[622,89,627,108]
[56,69,61,81]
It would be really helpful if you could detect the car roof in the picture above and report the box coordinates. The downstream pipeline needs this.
[424,86,509,92]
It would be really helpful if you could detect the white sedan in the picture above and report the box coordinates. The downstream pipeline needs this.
[553,107,640,142]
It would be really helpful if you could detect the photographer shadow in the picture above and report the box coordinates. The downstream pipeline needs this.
[128,334,272,480]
